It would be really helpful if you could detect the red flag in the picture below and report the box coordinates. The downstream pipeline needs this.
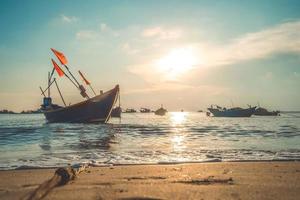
[51,59,64,77]
[51,48,68,65]
[78,70,90,85]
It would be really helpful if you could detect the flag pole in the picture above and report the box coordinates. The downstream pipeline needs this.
[63,64,81,87]
[78,70,96,96]
[90,85,97,96]
[50,48,89,99]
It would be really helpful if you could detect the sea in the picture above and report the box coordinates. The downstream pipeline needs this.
[0,112,300,170]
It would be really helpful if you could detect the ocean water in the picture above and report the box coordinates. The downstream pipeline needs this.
[0,112,300,170]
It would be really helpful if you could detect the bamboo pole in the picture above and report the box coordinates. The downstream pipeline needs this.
[41,79,55,95]
[39,86,46,97]
[48,72,50,97]
[54,78,66,107]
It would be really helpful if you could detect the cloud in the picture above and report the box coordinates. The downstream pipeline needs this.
[142,26,183,40]
[121,43,139,55]
[76,30,97,40]
[61,14,78,23]
[201,20,300,67]
[75,23,119,40]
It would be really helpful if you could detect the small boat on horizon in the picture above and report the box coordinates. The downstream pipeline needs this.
[207,105,256,117]
[154,105,167,116]
[254,107,280,116]
[124,108,137,113]
[140,107,151,113]
[40,48,119,123]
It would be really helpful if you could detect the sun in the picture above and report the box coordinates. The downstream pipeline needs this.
[155,47,198,80]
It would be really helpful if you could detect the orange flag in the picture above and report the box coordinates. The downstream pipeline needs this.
[51,59,64,77]
[51,48,68,65]
[78,70,90,85]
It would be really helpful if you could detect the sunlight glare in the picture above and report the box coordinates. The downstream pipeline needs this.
[155,47,198,79]
[170,112,187,125]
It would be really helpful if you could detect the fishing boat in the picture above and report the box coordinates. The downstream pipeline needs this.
[254,107,280,116]
[140,107,151,113]
[207,105,256,117]
[40,48,119,123]
[111,106,122,118]
[124,108,137,113]
[154,105,167,116]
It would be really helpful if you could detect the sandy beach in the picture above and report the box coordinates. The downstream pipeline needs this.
[0,161,299,200]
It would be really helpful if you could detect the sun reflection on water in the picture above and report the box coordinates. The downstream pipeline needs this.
[169,112,188,154]
[170,112,187,125]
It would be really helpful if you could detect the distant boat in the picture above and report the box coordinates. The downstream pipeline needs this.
[140,107,151,113]
[254,107,280,116]
[111,106,122,118]
[124,108,137,113]
[154,105,167,116]
[198,110,203,112]
[207,105,256,117]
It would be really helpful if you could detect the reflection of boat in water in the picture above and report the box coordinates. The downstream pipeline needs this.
[111,106,122,118]
[40,48,119,123]
[207,105,256,117]
[124,108,137,113]
[254,107,280,116]
[140,107,151,113]
[154,105,167,116]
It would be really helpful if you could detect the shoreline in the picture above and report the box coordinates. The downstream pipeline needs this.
[0,159,300,172]
[1,161,299,199]
[1,159,299,171]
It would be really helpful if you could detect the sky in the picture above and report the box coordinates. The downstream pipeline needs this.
[0,0,300,111]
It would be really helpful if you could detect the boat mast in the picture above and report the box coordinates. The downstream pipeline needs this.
[48,72,50,97]
[54,78,66,106]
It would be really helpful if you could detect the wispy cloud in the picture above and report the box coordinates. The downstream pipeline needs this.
[75,23,119,40]
[142,26,183,40]
[201,20,300,67]
[76,30,97,40]
[61,14,78,23]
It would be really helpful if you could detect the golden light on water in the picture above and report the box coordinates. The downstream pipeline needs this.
[155,47,198,80]
[170,111,187,125]
[170,112,188,153]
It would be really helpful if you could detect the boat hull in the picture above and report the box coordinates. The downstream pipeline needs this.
[207,107,256,117]
[43,85,119,123]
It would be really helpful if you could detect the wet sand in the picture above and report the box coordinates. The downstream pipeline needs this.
[0,161,299,200]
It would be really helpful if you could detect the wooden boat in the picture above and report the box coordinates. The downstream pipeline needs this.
[124,108,137,113]
[140,108,151,113]
[154,105,167,116]
[111,106,122,118]
[207,105,256,117]
[42,85,119,123]
[40,48,120,123]
[254,107,280,116]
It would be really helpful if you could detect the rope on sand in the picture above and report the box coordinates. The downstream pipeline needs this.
[23,164,88,200]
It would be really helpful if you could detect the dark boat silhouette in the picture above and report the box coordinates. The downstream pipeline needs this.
[254,107,280,116]
[140,107,151,113]
[207,105,256,117]
[154,105,167,116]
[40,48,119,123]
[111,106,122,118]
[42,85,119,123]
[124,108,137,113]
